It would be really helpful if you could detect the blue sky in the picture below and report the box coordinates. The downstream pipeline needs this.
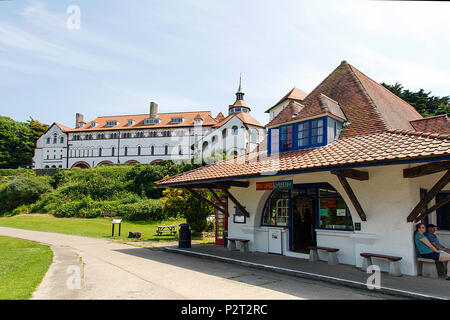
[0,0,449,127]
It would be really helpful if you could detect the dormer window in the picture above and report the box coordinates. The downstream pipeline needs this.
[90,122,97,128]
[144,119,159,125]
[106,120,118,127]
[268,116,330,155]
[127,119,135,126]
[171,117,183,124]
[194,119,203,125]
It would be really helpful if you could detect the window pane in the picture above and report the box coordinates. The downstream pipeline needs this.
[318,187,353,230]
[297,122,309,147]
[280,125,293,150]
[262,190,290,227]
[311,119,324,144]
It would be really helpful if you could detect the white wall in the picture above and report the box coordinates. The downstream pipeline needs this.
[33,124,67,169]
[225,162,449,276]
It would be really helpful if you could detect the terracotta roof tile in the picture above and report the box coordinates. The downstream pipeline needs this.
[410,114,450,134]
[66,111,217,132]
[266,61,423,137]
[155,130,450,187]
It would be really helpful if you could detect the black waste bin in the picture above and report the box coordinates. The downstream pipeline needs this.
[178,223,191,248]
[223,230,228,248]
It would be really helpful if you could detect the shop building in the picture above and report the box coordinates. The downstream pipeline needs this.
[156,61,450,276]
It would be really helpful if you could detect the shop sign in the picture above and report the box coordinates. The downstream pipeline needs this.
[325,200,337,209]
[274,180,293,190]
[256,181,274,191]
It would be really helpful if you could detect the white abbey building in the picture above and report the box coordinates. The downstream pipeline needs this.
[32,84,265,169]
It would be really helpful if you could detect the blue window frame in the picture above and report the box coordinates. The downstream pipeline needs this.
[268,117,328,154]
[311,119,324,145]
[436,192,450,231]
[297,122,309,147]
[280,125,293,151]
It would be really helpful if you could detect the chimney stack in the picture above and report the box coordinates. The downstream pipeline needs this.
[75,113,84,128]
[150,102,158,119]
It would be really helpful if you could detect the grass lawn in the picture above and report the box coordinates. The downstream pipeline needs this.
[0,236,53,299]
[0,214,211,243]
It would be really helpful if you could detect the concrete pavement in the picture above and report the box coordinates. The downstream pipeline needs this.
[0,227,397,300]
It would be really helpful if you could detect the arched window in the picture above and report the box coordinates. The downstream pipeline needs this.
[137,146,141,156]
[124,147,128,156]
[111,147,115,157]
[232,126,238,135]
[53,133,57,144]
[98,147,102,157]
[164,145,168,155]
[261,190,290,227]
[46,137,50,144]
[150,145,154,156]
[60,136,64,144]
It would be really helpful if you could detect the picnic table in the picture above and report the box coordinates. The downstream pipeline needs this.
[156,225,177,236]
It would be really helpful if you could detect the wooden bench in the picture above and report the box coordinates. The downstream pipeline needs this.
[308,246,339,265]
[360,252,402,277]
[227,238,250,253]
[156,225,176,236]
[100,210,117,217]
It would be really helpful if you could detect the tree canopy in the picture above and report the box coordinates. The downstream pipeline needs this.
[0,116,49,169]
[381,82,449,117]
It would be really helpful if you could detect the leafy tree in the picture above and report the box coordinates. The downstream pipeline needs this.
[161,187,215,232]
[0,116,34,169]
[381,82,449,117]
[27,117,49,148]
[0,116,49,169]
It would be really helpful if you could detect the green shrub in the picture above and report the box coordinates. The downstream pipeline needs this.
[116,199,164,221]
[0,176,52,214]
[0,168,35,177]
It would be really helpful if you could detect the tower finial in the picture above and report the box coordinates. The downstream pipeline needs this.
[238,73,242,92]
[236,73,244,101]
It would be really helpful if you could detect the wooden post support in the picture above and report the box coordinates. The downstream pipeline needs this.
[207,188,223,203]
[407,170,450,222]
[335,172,367,221]
[216,186,250,217]
[414,194,450,223]
[186,188,229,216]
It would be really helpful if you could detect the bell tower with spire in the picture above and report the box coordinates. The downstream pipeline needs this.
[229,74,251,115]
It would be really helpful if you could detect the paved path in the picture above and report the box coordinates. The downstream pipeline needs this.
[0,227,397,299]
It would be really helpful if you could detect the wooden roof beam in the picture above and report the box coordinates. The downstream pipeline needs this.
[331,169,369,181]
[403,161,450,179]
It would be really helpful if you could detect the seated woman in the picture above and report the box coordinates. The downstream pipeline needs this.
[414,223,450,280]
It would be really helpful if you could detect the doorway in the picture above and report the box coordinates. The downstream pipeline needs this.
[215,196,228,245]
[292,196,316,253]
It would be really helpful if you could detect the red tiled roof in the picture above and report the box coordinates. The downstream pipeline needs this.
[266,61,423,137]
[265,87,308,113]
[212,112,263,128]
[410,114,450,134]
[54,123,73,132]
[66,111,217,132]
[155,130,450,186]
